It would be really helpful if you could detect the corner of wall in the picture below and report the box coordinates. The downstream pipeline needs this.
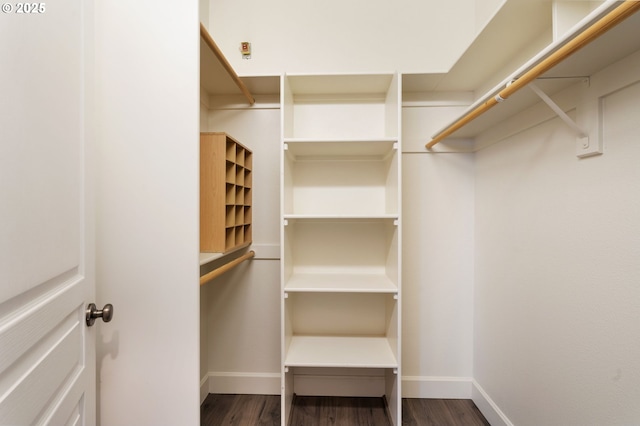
[472,380,514,426]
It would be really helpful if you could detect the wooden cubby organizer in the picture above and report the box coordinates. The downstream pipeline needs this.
[201,132,252,253]
[281,73,402,426]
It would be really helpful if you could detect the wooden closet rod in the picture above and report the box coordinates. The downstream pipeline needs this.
[426,0,640,149]
[200,23,256,106]
[200,250,255,286]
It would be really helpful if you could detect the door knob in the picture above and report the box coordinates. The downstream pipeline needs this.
[86,303,114,326]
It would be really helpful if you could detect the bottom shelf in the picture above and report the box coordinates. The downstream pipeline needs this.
[285,336,398,368]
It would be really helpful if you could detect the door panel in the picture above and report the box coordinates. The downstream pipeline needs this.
[0,281,84,424]
[93,1,200,424]
[0,0,94,423]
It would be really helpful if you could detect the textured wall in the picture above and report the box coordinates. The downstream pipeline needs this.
[474,50,640,425]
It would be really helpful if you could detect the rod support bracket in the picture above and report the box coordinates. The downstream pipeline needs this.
[528,82,588,138]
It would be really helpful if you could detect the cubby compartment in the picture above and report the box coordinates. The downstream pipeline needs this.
[283,140,399,216]
[225,161,235,184]
[284,292,399,368]
[283,218,399,292]
[283,74,399,140]
[235,165,245,186]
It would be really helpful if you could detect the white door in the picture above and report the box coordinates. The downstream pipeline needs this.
[0,0,97,424]
[2,1,200,424]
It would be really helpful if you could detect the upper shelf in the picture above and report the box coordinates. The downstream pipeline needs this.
[404,1,640,144]
[200,23,255,104]
[200,23,280,104]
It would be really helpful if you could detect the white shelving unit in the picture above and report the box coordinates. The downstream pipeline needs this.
[280,73,402,426]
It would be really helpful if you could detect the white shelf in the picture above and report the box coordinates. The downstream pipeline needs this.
[284,138,397,159]
[284,214,398,220]
[286,73,395,97]
[283,219,399,279]
[285,336,398,368]
[283,74,399,140]
[284,272,398,293]
[284,149,399,216]
[199,252,224,266]
[403,2,640,142]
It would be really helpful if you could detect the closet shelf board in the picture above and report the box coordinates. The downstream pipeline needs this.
[284,272,398,293]
[285,336,398,368]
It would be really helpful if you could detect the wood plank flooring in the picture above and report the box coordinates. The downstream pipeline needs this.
[290,396,391,426]
[403,398,490,426]
[201,394,491,426]
[200,394,280,426]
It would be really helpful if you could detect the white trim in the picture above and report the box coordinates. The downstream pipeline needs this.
[472,380,514,426]
[206,372,281,395]
[401,376,473,399]
[200,375,210,404]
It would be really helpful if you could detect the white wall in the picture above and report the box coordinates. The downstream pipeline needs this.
[401,152,476,397]
[200,102,283,394]
[474,49,640,426]
[207,0,477,75]
[475,0,506,32]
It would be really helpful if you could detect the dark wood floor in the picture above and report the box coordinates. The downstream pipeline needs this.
[201,394,491,426]
[290,396,391,426]
[201,394,280,426]
[403,398,490,426]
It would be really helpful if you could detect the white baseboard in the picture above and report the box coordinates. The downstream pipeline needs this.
[204,372,281,396]
[200,375,210,404]
[402,376,473,399]
[201,372,478,401]
[472,380,514,426]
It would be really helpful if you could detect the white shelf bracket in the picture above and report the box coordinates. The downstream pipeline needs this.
[529,81,602,158]
[284,292,289,299]
[529,82,588,139]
